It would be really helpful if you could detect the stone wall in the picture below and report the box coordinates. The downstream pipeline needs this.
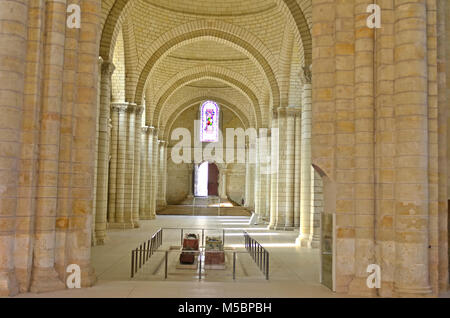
[166,104,248,205]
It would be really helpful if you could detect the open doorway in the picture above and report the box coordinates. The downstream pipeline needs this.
[194,162,219,197]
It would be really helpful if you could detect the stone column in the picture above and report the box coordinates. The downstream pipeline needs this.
[132,106,143,227]
[254,137,262,216]
[67,0,101,287]
[269,111,279,228]
[151,130,159,217]
[244,145,251,207]
[123,104,136,228]
[163,143,168,205]
[273,107,298,230]
[108,104,122,224]
[219,169,228,199]
[245,139,257,210]
[297,67,315,246]
[95,61,115,245]
[0,0,28,297]
[294,111,302,228]
[146,127,155,218]
[348,1,376,295]
[139,126,149,219]
[112,103,128,226]
[311,169,323,245]
[30,0,66,292]
[157,141,167,209]
[187,163,194,198]
[261,131,271,221]
[393,0,432,296]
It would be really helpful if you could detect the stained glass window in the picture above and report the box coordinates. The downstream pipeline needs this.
[200,100,219,142]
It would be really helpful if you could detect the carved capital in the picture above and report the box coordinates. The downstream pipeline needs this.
[299,64,312,85]
[111,103,128,113]
[101,61,115,78]
[135,105,144,115]
[126,103,137,113]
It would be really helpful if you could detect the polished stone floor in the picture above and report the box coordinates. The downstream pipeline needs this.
[13,215,349,298]
[14,214,450,298]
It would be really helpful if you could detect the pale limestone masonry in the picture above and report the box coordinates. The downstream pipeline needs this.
[95,61,115,244]
[0,0,449,298]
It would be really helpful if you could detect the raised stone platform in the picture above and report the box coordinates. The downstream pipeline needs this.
[157,198,251,217]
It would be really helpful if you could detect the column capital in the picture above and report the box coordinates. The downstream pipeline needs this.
[299,64,312,85]
[111,102,129,113]
[135,105,144,115]
[279,106,301,116]
[272,108,278,119]
[126,103,137,113]
[153,128,159,137]
[101,60,115,77]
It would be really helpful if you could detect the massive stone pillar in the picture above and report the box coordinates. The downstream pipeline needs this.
[298,67,315,246]
[0,0,28,297]
[66,0,101,287]
[244,145,252,208]
[147,127,155,218]
[245,139,257,210]
[348,1,376,295]
[262,131,271,222]
[294,111,302,228]
[132,106,144,227]
[256,133,270,218]
[162,142,168,205]
[30,0,66,292]
[269,111,279,227]
[111,103,128,226]
[156,141,167,210]
[393,0,432,296]
[151,131,159,217]
[123,104,136,228]
[108,104,122,224]
[272,107,299,229]
[95,61,115,245]
[139,126,149,219]
[436,0,449,293]
[254,137,261,215]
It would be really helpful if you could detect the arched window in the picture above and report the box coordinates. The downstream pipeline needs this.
[200,100,219,142]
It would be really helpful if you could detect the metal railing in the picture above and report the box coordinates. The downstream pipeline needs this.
[244,231,269,280]
[130,249,245,281]
[131,228,163,278]
[130,228,270,281]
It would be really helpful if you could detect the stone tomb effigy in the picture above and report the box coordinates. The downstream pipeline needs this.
[204,236,226,269]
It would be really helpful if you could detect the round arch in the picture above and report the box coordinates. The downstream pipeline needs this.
[163,97,251,141]
[152,66,261,128]
[100,0,312,66]
[133,20,280,109]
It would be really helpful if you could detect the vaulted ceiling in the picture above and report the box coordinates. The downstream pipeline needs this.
[100,0,312,137]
